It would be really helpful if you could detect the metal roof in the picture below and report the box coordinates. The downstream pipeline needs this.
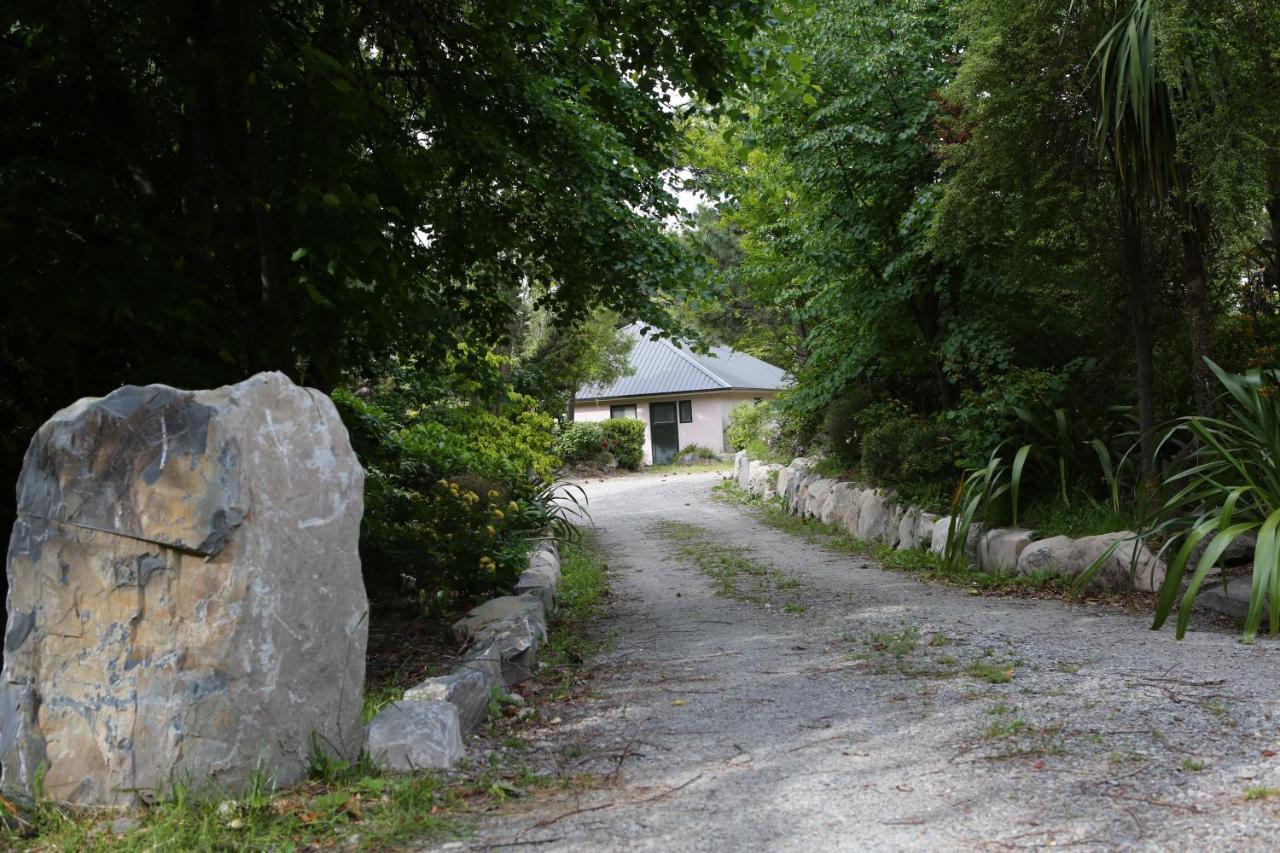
[577,325,789,400]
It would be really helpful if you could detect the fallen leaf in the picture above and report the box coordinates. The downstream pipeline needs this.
[671,699,687,707]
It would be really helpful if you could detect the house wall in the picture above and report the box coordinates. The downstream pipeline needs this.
[574,391,775,465]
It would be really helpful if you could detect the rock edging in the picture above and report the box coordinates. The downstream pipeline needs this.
[732,451,1166,593]
[363,540,562,772]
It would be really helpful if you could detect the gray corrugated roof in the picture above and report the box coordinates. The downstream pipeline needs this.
[577,325,788,400]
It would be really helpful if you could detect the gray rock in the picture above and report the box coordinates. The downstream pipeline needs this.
[804,478,836,519]
[1069,533,1166,593]
[780,459,816,512]
[856,490,900,547]
[837,487,865,537]
[404,666,495,734]
[452,595,547,685]
[979,528,1034,572]
[514,569,557,612]
[1197,575,1269,622]
[0,372,367,806]
[1016,535,1075,576]
[820,483,859,526]
[914,512,940,551]
[364,701,465,772]
[929,517,982,562]
[735,450,751,490]
[897,508,921,550]
[1190,531,1258,569]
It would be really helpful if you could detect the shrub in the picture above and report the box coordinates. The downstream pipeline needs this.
[600,418,645,469]
[678,443,717,460]
[335,387,568,611]
[553,421,606,462]
[727,400,775,451]
[860,412,956,507]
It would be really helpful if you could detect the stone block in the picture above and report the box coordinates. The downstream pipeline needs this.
[364,701,464,772]
[979,528,1034,572]
[404,667,495,734]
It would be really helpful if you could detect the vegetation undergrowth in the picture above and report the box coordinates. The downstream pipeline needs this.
[656,519,807,613]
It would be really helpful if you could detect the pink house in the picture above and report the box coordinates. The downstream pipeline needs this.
[573,325,788,465]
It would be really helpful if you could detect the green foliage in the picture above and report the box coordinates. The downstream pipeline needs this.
[0,0,767,616]
[334,374,574,608]
[1142,362,1280,641]
[860,412,956,505]
[600,419,646,470]
[678,443,718,460]
[554,422,607,464]
[727,400,776,452]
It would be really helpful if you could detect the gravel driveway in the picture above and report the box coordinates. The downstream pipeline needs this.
[445,471,1280,851]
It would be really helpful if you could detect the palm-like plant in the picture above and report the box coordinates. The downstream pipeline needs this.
[1092,0,1218,417]
[1148,361,1280,641]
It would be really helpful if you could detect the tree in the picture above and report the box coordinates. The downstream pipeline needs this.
[0,0,764,517]
[513,308,635,419]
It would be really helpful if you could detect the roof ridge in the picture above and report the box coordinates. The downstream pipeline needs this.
[655,332,730,389]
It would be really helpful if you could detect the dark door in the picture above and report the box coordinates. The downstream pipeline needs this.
[649,402,679,464]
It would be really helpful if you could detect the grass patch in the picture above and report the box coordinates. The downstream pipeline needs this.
[3,757,462,851]
[1245,786,1280,801]
[1180,757,1207,772]
[656,520,806,613]
[965,659,1016,684]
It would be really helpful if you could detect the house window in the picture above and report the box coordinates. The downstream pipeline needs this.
[610,404,637,419]
[678,400,693,423]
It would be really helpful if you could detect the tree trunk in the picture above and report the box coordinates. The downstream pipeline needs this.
[1181,225,1216,417]
[1120,196,1158,491]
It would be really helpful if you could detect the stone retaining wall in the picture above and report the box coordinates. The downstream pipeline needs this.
[363,540,562,772]
[733,451,1166,593]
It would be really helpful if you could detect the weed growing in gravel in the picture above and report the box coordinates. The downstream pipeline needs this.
[1181,757,1207,772]
[983,707,1028,740]
[966,660,1016,684]
[656,520,807,613]
[1244,786,1280,800]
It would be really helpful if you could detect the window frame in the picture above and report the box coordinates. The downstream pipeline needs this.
[678,399,693,423]
[609,404,637,419]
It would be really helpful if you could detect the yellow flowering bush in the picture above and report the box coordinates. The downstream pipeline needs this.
[334,379,568,608]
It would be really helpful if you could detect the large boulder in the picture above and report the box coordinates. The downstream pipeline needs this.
[1,373,367,806]
[780,459,816,513]
[748,463,783,500]
[979,528,1034,572]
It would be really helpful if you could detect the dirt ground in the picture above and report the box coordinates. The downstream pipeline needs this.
[430,470,1280,851]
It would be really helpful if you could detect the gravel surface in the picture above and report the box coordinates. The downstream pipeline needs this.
[435,471,1280,851]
